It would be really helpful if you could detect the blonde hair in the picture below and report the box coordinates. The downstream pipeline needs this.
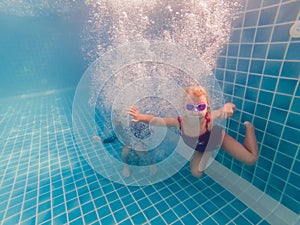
[184,85,210,104]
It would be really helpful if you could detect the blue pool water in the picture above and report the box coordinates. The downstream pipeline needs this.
[0,0,299,225]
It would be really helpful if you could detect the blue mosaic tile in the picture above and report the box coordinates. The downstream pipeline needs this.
[246,0,261,10]
[267,44,287,60]
[244,11,259,27]
[272,24,292,42]
[277,1,300,23]
[255,26,272,42]
[258,6,278,26]
[241,28,256,43]
[250,59,265,73]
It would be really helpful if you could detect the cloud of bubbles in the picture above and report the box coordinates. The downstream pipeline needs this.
[82,0,242,69]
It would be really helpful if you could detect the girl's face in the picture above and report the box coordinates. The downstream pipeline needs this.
[184,94,209,118]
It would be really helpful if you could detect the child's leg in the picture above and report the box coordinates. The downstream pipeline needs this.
[190,151,204,177]
[122,146,131,177]
[221,122,258,165]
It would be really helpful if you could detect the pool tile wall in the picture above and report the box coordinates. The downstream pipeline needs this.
[215,0,300,214]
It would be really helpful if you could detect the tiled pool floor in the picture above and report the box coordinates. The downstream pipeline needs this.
[0,91,270,225]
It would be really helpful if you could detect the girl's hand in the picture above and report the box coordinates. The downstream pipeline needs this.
[221,102,236,119]
[128,106,141,122]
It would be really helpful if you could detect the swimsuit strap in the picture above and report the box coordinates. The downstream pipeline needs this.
[205,112,211,131]
[177,117,182,131]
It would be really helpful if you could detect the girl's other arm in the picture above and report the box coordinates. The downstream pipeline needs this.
[128,106,179,127]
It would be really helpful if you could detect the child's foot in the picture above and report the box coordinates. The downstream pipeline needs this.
[244,121,255,132]
[123,164,130,177]
[244,121,253,128]
[150,165,157,176]
[93,136,102,142]
[102,134,117,143]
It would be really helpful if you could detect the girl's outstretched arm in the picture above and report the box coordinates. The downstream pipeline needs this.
[128,106,179,127]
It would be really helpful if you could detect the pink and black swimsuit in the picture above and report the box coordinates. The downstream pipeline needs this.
[177,114,223,152]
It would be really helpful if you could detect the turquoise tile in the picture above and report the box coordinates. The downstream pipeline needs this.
[273,94,292,110]
[281,62,300,78]
[243,100,256,114]
[100,215,115,225]
[263,0,280,6]
[272,164,289,180]
[277,1,300,23]
[126,203,140,215]
[255,26,272,43]
[85,211,99,224]
[213,211,230,224]
[282,127,300,144]
[173,204,189,217]
[241,28,256,42]
[272,24,293,42]
[264,134,279,149]
[266,121,283,136]
[225,71,235,82]
[246,1,261,10]
[131,212,147,224]
[249,60,264,73]
[237,59,250,72]
[234,85,245,98]
[287,112,300,130]
[258,90,273,105]
[282,194,299,215]
[143,207,159,221]
[113,209,128,222]
[216,58,226,68]
[69,217,84,225]
[269,108,287,124]
[228,44,239,56]
[240,44,252,57]
[68,208,81,221]
[256,166,270,180]
[255,104,270,119]
[254,116,267,131]
[265,185,282,201]
[278,140,298,156]
[263,60,282,76]
[252,44,268,58]
[244,11,259,27]
[261,76,277,91]
[230,29,241,43]
[162,209,178,224]
[275,152,294,169]
[267,44,287,60]
[258,6,278,26]
[286,43,300,60]
[247,74,261,88]
[288,172,300,191]
[277,78,297,95]
[233,215,252,225]
[226,58,237,70]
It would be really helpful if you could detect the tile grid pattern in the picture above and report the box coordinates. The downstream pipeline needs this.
[214,0,300,214]
[0,92,270,225]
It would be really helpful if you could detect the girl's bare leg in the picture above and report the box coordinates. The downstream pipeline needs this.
[221,121,258,165]
[190,151,204,177]
[122,146,131,177]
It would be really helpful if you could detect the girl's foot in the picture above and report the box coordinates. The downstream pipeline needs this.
[244,121,254,131]
[93,136,102,142]
[123,164,130,177]
[150,165,157,176]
